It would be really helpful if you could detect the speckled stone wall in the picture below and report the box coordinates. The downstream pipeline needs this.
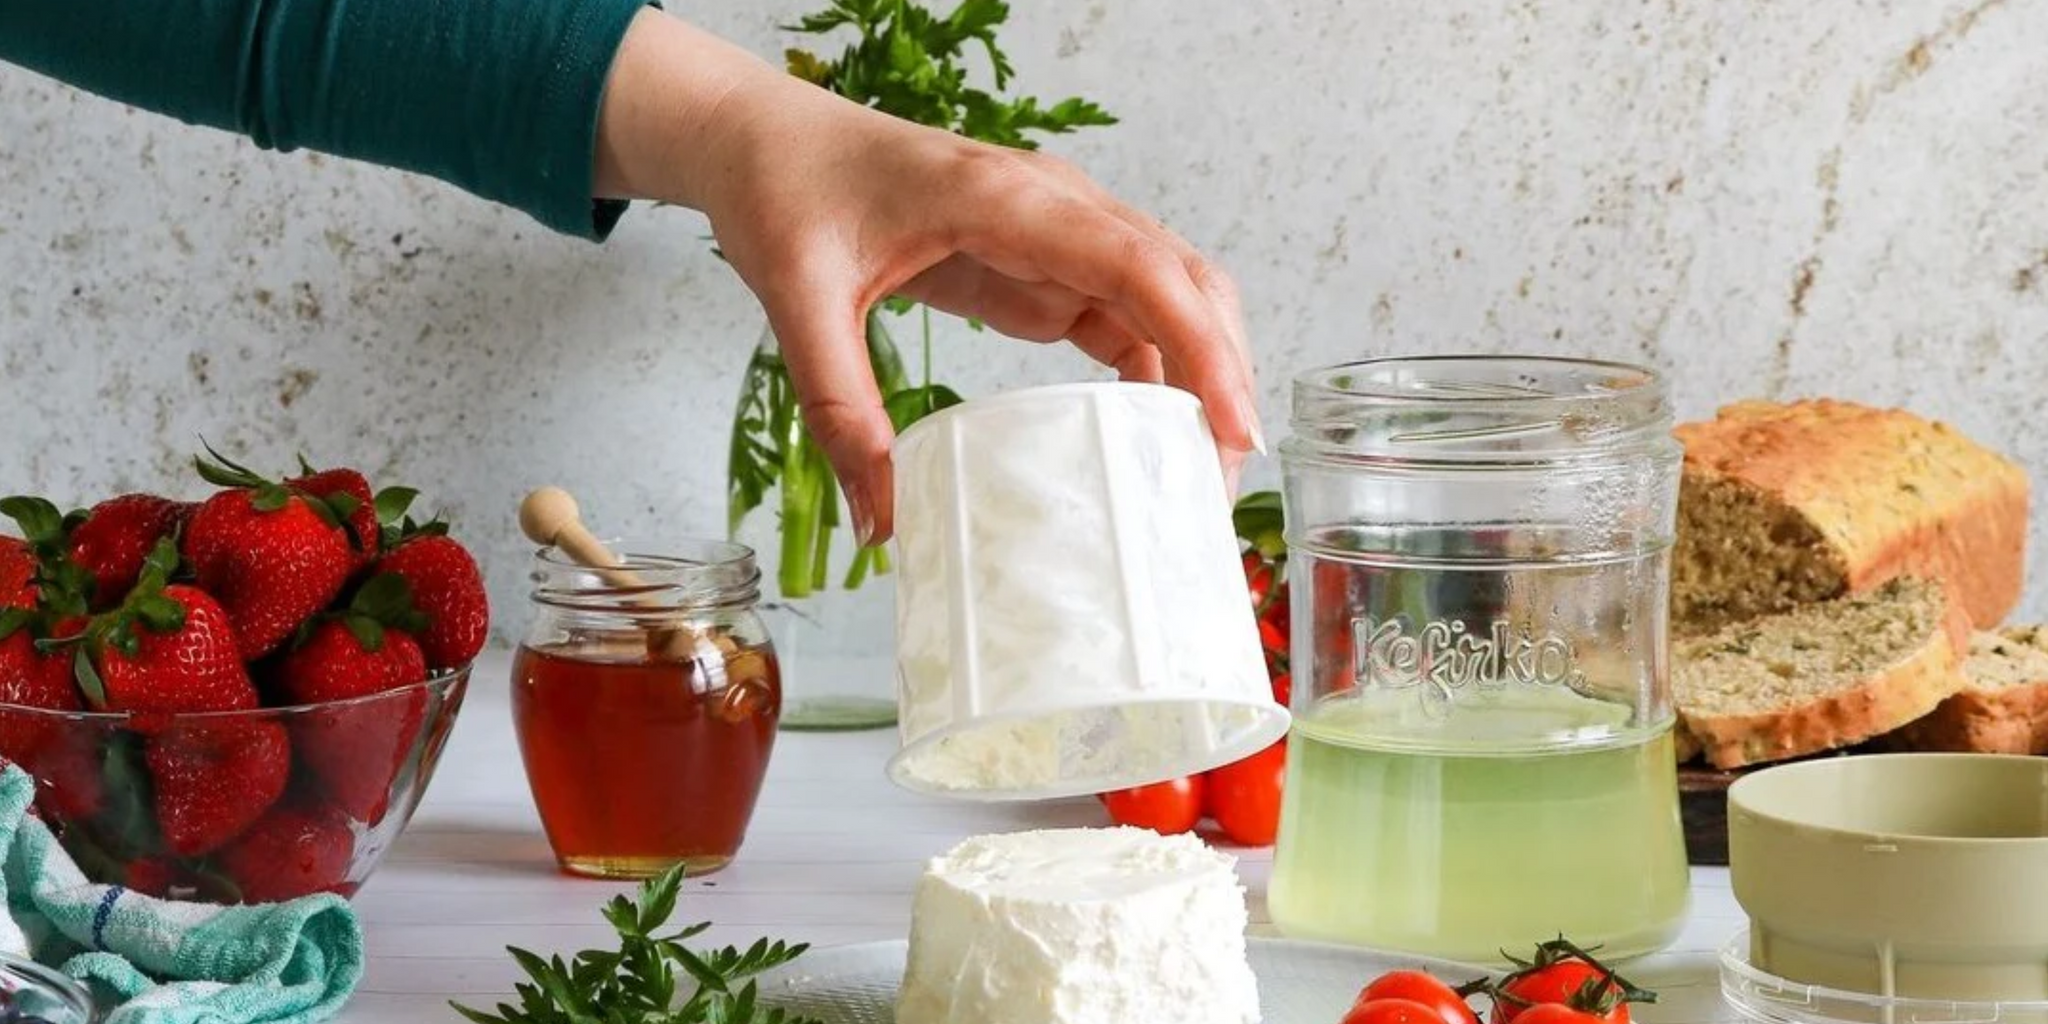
[2,0,2044,641]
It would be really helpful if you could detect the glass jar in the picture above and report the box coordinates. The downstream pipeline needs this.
[726,314,908,731]
[1268,355,1688,963]
[512,539,780,879]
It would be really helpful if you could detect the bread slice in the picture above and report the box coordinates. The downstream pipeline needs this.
[1883,626,2048,754]
[1673,576,1969,770]
[1671,399,2029,635]
[1672,724,1702,765]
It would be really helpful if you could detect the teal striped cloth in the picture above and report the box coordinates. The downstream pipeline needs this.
[0,765,364,1024]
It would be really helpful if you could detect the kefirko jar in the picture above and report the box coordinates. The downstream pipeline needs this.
[1268,356,1688,963]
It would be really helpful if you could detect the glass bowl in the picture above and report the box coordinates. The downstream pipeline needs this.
[0,951,95,1024]
[0,666,468,904]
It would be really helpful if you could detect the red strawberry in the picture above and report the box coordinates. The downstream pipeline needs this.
[374,535,488,670]
[123,856,181,899]
[288,466,379,570]
[277,585,430,822]
[145,720,290,857]
[0,538,35,609]
[0,613,96,818]
[217,801,355,902]
[68,495,194,610]
[31,727,107,822]
[185,448,357,660]
[94,583,258,715]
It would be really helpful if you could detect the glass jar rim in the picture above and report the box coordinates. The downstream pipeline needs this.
[1284,354,1677,463]
[1292,354,1663,406]
[529,538,761,611]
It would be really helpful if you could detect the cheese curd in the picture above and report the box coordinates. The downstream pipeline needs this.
[896,827,1261,1024]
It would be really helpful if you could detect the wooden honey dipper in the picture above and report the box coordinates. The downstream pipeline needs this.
[517,486,736,663]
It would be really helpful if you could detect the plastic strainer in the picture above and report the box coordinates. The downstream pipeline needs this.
[1728,753,2048,1004]
[886,381,1290,801]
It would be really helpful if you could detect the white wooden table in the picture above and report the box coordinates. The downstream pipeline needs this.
[341,650,1749,1022]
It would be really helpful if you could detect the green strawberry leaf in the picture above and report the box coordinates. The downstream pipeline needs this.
[373,487,420,525]
[97,734,161,859]
[194,438,270,490]
[249,484,293,515]
[60,507,90,534]
[0,496,65,545]
[0,607,30,642]
[326,491,363,522]
[296,453,319,477]
[132,595,186,634]
[73,649,108,710]
[351,572,429,636]
[342,614,385,653]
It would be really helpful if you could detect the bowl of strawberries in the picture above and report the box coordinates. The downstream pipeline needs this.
[0,447,486,904]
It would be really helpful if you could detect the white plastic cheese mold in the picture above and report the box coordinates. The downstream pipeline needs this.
[887,382,1289,801]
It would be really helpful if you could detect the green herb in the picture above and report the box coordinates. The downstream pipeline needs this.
[725,0,1116,599]
[450,864,820,1024]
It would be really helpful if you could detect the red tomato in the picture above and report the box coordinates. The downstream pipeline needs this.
[1258,618,1288,655]
[1504,1005,1608,1024]
[1205,739,1285,846]
[1269,672,1292,706]
[1342,1000,1450,1024]
[1492,958,1628,1024]
[1355,971,1479,1024]
[1101,776,1205,835]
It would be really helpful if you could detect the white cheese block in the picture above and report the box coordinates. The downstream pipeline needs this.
[896,827,1261,1024]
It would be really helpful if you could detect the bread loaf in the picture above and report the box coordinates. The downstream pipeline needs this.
[1671,399,2029,635]
[1673,577,1969,770]
[1881,626,2048,754]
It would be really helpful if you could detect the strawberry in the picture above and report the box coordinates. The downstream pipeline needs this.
[277,575,430,823]
[287,463,379,570]
[184,447,357,660]
[145,720,290,857]
[68,494,193,610]
[216,801,354,903]
[0,496,94,618]
[31,726,107,822]
[0,537,35,609]
[123,856,184,900]
[0,607,96,818]
[91,579,258,716]
[373,535,488,671]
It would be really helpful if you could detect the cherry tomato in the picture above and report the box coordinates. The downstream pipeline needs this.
[1244,555,1275,607]
[1492,959,1627,1024]
[1504,1005,1608,1024]
[1258,618,1288,655]
[1269,671,1292,706]
[1101,776,1205,835]
[1205,739,1285,846]
[1355,971,1479,1024]
[1342,1000,1449,1024]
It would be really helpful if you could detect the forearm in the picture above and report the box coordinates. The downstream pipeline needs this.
[594,12,784,210]
[0,0,648,239]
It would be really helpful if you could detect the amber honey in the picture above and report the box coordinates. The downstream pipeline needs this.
[511,642,780,879]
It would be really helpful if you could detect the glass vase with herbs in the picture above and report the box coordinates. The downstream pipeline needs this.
[724,0,1116,730]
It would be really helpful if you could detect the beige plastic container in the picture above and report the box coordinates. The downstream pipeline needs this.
[1727,753,2048,1002]
[886,382,1290,801]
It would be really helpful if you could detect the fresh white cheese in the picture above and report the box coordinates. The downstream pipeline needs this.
[896,827,1262,1024]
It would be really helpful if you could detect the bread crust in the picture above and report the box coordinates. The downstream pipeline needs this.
[1678,582,1971,770]
[1884,627,2048,754]
[1674,399,2030,630]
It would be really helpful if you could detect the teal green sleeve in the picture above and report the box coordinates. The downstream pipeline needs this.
[0,0,653,240]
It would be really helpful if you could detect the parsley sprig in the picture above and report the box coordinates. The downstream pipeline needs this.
[450,865,820,1024]
[726,0,1117,599]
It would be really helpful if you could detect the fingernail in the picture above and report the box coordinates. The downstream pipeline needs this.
[848,485,877,548]
[1242,393,1268,456]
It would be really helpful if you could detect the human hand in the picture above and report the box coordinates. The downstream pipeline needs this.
[596,12,1261,544]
